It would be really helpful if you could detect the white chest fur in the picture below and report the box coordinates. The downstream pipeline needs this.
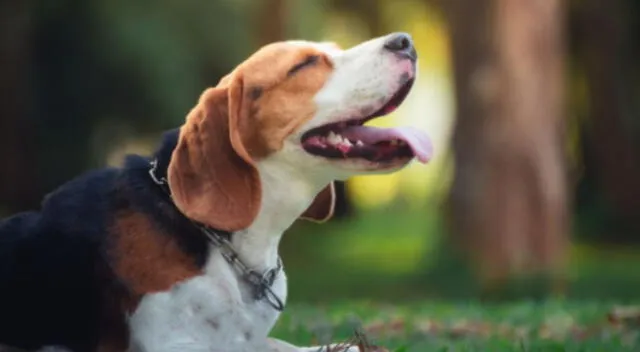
[127,251,288,352]
[128,155,330,352]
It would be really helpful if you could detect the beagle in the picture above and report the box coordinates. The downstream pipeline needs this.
[0,32,432,352]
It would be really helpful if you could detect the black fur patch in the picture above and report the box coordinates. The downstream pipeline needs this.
[0,129,213,350]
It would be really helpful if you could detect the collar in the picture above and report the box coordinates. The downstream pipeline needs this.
[148,159,285,311]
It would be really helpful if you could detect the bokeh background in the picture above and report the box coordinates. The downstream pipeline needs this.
[1,0,639,305]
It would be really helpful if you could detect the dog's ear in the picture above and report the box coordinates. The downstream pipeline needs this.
[168,80,261,232]
[299,182,336,223]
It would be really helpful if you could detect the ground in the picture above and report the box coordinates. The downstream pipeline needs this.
[271,301,640,351]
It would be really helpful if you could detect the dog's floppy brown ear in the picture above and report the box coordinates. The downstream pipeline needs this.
[168,85,261,232]
[300,182,336,223]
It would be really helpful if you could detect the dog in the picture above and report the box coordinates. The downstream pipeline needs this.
[0,32,432,352]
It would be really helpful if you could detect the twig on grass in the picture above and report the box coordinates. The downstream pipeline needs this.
[324,329,389,352]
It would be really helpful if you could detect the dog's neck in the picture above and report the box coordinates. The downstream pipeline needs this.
[153,130,328,273]
[230,156,330,271]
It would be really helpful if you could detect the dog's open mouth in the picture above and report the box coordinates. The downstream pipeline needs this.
[301,79,432,164]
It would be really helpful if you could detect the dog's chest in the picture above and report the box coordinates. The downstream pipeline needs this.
[127,258,287,352]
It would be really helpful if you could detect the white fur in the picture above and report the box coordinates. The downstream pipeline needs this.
[128,33,416,352]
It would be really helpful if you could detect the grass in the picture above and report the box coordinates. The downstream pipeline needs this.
[281,205,640,302]
[278,207,640,350]
[271,301,640,351]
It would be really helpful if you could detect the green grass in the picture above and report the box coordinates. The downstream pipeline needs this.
[271,301,640,351]
[281,205,640,302]
[277,206,640,350]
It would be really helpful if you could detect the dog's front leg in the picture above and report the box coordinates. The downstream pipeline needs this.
[267,338,365,352]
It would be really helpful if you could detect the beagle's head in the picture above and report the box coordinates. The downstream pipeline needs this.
[168,33,432,232]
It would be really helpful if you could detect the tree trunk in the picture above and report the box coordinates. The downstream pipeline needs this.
[255,0,288,46]
[445,0,568,286]
[578,0,640,236]
[0,0,37,214]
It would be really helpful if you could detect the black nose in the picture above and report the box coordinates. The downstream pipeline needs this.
[383,32,417,61]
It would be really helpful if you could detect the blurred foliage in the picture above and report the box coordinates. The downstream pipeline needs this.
[284,208,640,303]
[1,0,640,303]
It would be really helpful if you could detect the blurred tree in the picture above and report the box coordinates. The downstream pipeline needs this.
[0,0,37,213]
[255,0,287,46]
[0,0,357,220]
[0,0,252,213]
[444,0,568,288]
[572,0,640,242]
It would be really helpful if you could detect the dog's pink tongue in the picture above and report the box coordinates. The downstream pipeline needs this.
[341,125,433,163]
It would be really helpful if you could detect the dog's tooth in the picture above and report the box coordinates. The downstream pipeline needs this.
[343,139,353,147]
[327,131,340,145]
[356,140,364,146]
[390,140,398,146]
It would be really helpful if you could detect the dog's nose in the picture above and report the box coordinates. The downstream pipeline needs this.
[383,32,417,61]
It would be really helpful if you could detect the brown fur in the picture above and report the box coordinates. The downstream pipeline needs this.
[168,43,336,231]
[167,87,262,232]
[111,211,202,295]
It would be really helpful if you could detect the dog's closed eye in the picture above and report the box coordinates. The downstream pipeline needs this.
[287,55,319,76]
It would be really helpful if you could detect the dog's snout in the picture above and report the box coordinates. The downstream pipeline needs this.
[383,32,417,61]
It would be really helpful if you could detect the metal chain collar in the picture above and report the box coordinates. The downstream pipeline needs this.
[148,159,285,311]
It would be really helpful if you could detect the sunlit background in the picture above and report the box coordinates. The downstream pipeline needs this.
[2,0,640,305]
